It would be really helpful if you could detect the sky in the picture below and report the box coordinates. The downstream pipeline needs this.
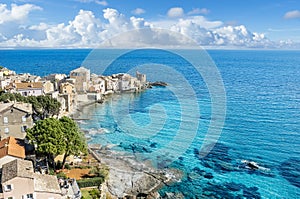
[0,0,300,49]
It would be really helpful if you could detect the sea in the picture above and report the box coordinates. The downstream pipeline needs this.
[0,49,299,198]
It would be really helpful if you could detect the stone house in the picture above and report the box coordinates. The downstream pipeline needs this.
[90,75,106,94]
[0,159,62,199]
[43,81,54,94]
[136,71,146,83]
[0,102,33,139]
[0,78,12,90]
[70,67,90,93]
[59,82,77,113]
[0,68,15,76]
[0,136,25,168]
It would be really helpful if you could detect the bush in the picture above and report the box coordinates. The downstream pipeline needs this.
[88,165,109,179]
[56,171,67,179]
[77,177,104,188]
[89,189,101,199]
[48,169,55,175]
[65,163,71,170]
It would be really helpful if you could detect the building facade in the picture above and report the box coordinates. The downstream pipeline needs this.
[0,102,33,139]
[70,67,90,93]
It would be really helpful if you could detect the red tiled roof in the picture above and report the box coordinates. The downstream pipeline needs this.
[0,136,26,159]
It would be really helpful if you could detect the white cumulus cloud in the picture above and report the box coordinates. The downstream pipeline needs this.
[167,7,184,18]
[284,10,300,19]
[0,4,296,49]
[0,3,42,24]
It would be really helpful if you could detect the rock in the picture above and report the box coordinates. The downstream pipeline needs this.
[164,192,184,199]
[224,182,243,192]
[149,81,168,87]
[95,148,182,198]
[203,172,214,179]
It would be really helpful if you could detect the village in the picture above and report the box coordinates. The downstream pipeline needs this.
[0,66,148,199]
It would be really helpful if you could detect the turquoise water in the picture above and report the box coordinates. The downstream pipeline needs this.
[1,49,299,198]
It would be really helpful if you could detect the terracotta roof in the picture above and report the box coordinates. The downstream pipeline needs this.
[0,137,26,160]
[15,82,43,89]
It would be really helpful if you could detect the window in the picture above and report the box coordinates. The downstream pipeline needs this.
[22,116,26,122]
[26,194,34,199]
[3,117,8,124]
[21,126,27,132]
[4,127,9,134]
[4,184,13,191]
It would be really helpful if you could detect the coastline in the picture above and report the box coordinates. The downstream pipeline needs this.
[71,92,182,198]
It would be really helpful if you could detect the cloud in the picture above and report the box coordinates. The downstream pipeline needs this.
[0,3,42,24]
[29,22,49,31]
[131,8,146,15]
[95,1,108,6]
[188,8,210,15]
[284,10,300,19]
[0,5,297,49]
[167,7,184,18]
[77,0,108,6]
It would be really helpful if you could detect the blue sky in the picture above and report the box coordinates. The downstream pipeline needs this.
[0,0,299,48]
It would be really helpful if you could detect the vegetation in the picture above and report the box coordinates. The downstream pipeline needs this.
[26,116,87,169]
[0,93,61,120]
[77,177,104,188]
[59,116,88,168]
[88,165,109,180]
[88,189,101,199]
[56,171,67,179]
[26,118,66,168]
[81,189,101,199]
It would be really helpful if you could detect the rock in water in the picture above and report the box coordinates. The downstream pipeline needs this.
[96,149,182,198]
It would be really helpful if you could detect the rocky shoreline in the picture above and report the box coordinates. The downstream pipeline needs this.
[72,89,184,199]
[89,145,182,198]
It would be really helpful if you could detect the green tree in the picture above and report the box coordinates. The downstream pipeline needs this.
[26,118,66,168]
[28,95,61,120]
[26,116,87,169]
[59,116,87,168]
[0,93,61,120]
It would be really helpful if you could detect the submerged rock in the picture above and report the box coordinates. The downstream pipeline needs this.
[94,148,182,199]
[278,157,300,188]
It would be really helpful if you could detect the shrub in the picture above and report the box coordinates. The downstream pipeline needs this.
[77,177,104,188]
[88,165,109,179]
[56,171,67,179]
[65,163,71,170]
[48,169,55,175]
[89,189,101,199]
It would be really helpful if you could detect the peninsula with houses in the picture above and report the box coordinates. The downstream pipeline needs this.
[0,66,177,199]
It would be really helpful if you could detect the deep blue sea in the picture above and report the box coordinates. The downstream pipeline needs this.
[1,49,299,198]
